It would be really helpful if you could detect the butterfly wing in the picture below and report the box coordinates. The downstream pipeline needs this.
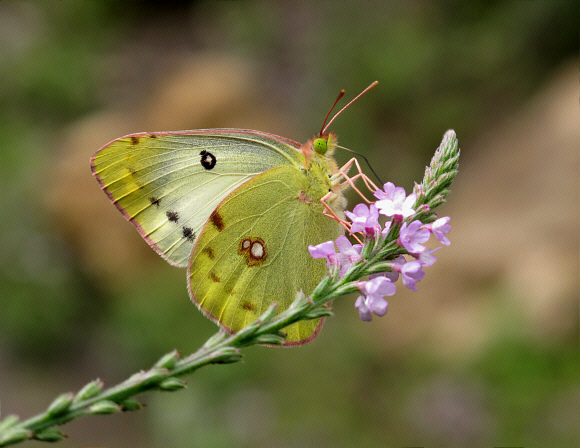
[188,163,344,345]
[91,129,304,267]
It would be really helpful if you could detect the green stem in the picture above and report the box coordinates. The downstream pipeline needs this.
[0,277,345,447]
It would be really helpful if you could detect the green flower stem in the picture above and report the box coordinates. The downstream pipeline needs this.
[0,277,350,447]
[0,130,460,447]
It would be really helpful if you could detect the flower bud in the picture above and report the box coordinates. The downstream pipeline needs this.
[254,334,286,345]
[0,428,32,445]
[154,350,180,370]
[33,428,64,442]
[120,399,142,411]
[74,379,104,402]
[88,400,121,415]
[47,392,74,416]
[157,378,187,392]
[0,415,19,431]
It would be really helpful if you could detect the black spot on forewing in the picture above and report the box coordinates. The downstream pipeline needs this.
[130,136,140,145]
[149,133,157,138]
[182,227,195,242]
[200,150,217,170]
[209,271,220,283]
[149,196,161,207]
[166,211,179,223]
[210,210,224,231]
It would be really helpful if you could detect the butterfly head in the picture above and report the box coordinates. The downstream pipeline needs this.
[312,132,338,156]
[302,132,337,163]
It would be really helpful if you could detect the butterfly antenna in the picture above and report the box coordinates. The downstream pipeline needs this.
[319,89,346,136]
[337,144,384,186]
[322,81,378,135]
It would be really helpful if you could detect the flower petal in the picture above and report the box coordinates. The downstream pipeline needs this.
[308,241,335,258]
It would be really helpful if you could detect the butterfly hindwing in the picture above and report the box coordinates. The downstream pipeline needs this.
[91,129,304,267]
[188,163,343,344]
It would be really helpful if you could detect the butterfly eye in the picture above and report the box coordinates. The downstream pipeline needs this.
[312,137,328,155]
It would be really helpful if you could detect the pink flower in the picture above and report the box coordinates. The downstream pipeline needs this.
[426,217,451,245]
[335,235,363,276]
[345,203,381,237]
[307,240,335,260]
[308,236,362,277]
[400,260,425,290]
[381,219,392,236]
[374,182,416,218]
[417,247,440,266]
[354,276,396,321]
[382,255,406,282]
[398,220,430,253]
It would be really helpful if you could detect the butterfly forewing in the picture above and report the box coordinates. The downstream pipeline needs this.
[91,129,304,266]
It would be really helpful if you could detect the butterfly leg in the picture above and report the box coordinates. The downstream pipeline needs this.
[320,197,363,244]
[321,191,350,227]
[321,157,380,244]
[332,157,379,203]
[347,157,380,193]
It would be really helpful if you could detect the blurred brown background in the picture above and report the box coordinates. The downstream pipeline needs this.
[0,1,577,447]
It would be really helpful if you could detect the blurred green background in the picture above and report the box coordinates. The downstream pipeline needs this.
[0,1,577,447]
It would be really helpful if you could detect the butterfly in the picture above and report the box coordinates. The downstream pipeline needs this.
[91,82,377,345]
